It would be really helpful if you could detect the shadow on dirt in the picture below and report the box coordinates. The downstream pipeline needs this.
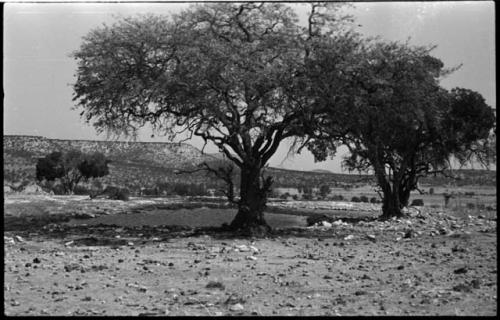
[5,212,380,245]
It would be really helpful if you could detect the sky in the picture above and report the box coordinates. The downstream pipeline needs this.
[3,1,496,173]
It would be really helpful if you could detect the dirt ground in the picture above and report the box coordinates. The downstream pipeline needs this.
[3,195,497,316]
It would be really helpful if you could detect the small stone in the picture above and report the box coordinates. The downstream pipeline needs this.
[404,230,414,238]
[230,303,244,311]
[321,221,332,228]
[453,283,472,292]
[235,245,250,252]
[33,258,41,264]
[4,237,15,244]
[470,279,481,289]
[206,281,225,290]
[454,267,468,274]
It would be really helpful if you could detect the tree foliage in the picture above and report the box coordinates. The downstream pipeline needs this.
[72,2,360,230]
[36,150,110,194]
[78,152,111,180]
[306,40,496,218]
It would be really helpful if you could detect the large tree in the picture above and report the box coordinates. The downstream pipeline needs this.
[72,2,361,231]
[306,40,496,218]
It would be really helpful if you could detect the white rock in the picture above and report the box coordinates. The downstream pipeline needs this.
[235,245,250,252]
[14,236,24,242]
[4,236,15,244]
[332,220,344,226]
[230,303,244,311]
[344,235,354,240]
[321,221,332,228]
[246,256,257,261]
[249,245,259,253]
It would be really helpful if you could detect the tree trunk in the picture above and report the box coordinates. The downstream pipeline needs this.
[399,186,411,208]
[229,165,272,232]
[377,174,406,219]
[381,192,402,219]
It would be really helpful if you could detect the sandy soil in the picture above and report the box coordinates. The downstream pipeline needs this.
[3,195,497,316]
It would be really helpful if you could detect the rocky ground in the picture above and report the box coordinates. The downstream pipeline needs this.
[3,195,497,316]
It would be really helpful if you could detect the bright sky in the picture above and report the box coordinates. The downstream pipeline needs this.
[3,1,495,173]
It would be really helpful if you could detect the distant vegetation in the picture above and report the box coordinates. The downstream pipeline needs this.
[36,150,110,194]
[3,135,497,198]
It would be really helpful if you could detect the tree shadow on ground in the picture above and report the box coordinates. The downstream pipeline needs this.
[4,213,381,245]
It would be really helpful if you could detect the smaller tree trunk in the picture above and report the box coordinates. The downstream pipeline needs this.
[380,181,407,219]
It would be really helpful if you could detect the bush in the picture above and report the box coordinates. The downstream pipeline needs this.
[464,191,475,197]
[302,193,313,200]
[359,195,369,203]
[73,185,90,195]
[169,182,209,197]
[331,194,344,201]
[292,194,298,200]
[429,187,434,195]
[466,202,475,209]
[351,196,360,203]
[319,185,331,198]
[410,199,424,206]
[51,184,66,195]
[107,187,130,201]
[280,192,291,200]
[306,214,333,226]
[370,197,379,204]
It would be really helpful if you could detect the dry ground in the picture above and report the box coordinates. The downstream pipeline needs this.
[3,194,497,316]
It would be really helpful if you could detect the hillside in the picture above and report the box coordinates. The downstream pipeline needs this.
[3,135,496,195]
[3,135,218,191]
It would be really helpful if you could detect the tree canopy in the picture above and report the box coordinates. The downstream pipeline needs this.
[72,2,361,231]
[306,40,496,218]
